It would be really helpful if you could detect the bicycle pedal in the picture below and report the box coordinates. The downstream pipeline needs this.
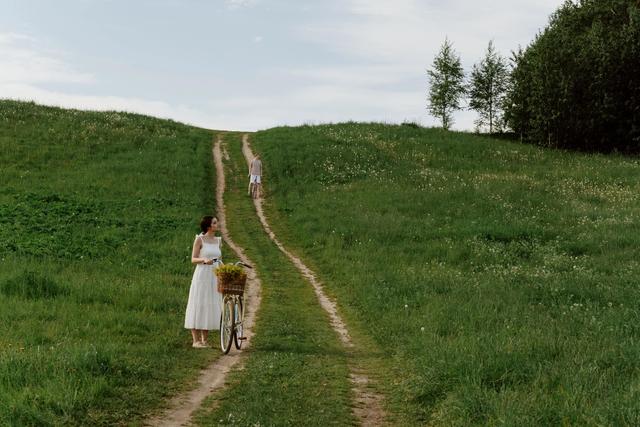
[238,337,247,341]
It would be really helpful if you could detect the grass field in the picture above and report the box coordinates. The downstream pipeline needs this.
[4,100,640,425]
[0,101,219,425]
[252,122,640,425]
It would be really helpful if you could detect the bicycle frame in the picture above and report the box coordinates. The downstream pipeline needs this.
[217,260,251,353]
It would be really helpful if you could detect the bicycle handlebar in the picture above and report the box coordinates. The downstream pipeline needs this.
[217,258,253,269]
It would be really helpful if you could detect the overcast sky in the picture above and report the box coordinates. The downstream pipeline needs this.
[0,0,564,131]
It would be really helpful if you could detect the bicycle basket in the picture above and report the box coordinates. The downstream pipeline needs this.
[216,265,247,295]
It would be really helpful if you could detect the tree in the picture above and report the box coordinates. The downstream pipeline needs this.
[503,0,640,152]
[427,38,466,130]
[502,47,530,140]
[468,41,509,133]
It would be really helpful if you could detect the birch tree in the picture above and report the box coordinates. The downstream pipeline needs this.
[469,40,509,133]
[427,39,466,130]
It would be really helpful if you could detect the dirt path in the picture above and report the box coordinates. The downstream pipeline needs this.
[146,134,262,427]
[241,134,387,426]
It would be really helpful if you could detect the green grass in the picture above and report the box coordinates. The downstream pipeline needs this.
[251,122,640,425]
[0,100,220,425]
[5,100,640,425]
[192,133,354,426]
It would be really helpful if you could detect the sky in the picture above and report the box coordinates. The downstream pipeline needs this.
[0,0,565,131]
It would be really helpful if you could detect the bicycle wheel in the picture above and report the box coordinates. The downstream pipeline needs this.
[220,297,234,354]
[233,297,244,349]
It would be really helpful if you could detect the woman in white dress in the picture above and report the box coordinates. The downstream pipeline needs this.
[184,216,223,348]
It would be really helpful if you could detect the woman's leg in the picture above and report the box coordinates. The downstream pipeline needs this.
[201,330,209,344]
[191,329,199,344]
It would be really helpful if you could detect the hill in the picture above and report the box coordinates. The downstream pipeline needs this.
[3,101,640,425]
[252,122,640,424]
[0,100,218,425]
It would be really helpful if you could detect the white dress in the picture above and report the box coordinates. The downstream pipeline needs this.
[184,235,222,330]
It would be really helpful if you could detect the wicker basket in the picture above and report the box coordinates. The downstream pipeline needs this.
[216,271,247,295]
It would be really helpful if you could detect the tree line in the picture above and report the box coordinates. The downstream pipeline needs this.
[428,0,640,152]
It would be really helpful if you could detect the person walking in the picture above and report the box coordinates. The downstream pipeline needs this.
[184,215,223,348]
[248,154,262,198]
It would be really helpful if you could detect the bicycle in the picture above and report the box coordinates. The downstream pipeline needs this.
[216,260,252,354]
[249,181,261,199]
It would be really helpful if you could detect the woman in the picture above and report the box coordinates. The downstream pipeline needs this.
[184,215,223,348]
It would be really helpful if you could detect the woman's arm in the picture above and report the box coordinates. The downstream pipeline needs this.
[191,237,213,264]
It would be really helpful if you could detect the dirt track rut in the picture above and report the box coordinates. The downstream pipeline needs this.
[145,134,262,427]
[241,134,387,426]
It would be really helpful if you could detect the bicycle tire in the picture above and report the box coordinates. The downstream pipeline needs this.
[233,297,244,349]
[220,297,233,354]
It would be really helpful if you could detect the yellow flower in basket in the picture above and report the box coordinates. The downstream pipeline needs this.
[215,264,247,295]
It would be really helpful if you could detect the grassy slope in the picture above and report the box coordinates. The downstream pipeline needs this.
[252,123,640,425]
[193,133,354,426]
[0,101,219,425]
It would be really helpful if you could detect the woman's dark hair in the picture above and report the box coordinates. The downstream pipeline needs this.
[200,216,216,233]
